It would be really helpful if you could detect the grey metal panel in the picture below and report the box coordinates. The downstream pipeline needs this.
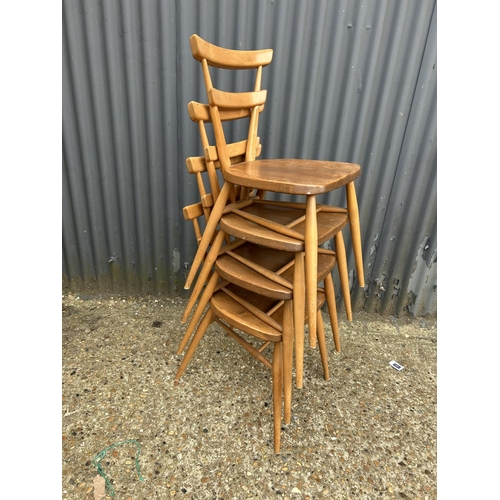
[63,0,437,316]
[358,3,437,316]
[63,0,183,293]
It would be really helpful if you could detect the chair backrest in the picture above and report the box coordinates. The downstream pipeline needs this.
[190,34,272,177]
[186,101,264,216]
[190,34,273,70]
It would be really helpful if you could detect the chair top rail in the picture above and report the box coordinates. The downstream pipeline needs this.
[190,34,273,69]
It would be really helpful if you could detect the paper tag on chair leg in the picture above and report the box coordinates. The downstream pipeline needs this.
[93,475,106,500]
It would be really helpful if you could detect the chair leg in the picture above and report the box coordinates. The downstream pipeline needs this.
[293,252,306,389]
[184,181,230,289]
[324,273,341,352]
[182,230,226,323]
[334,230,353,321]
[174,308,215,385]
[282,300,293,425]
[177,271,219,354]
[346,181,365,287]
[272,341,283,454]
[305,194,318,345]
[316,310,330,381]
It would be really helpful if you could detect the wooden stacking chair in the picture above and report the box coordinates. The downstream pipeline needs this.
[179,101,343,390]
[177,194,336,453]
[183,35,362,368]
[186,33,364,285]
[176,278,331,454]
[175,34,366,453]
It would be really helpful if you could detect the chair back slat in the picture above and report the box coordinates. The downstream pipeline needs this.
[190,34,273,69]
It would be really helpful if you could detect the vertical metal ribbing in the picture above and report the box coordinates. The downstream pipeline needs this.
[62,0,437,315]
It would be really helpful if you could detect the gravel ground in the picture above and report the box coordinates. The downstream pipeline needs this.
[62,293,437,500]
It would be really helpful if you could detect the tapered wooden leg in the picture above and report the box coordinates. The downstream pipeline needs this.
[324,273,341,352]
[293,252,305,389]
[239,186,250,200]
[181,230,225,323]
[282,301,293,425]
[305,195,318,345]
[272,342,283,454]
[174,309,215,385]
[346,181,364,287]
[334,231,353,321]
[184,181,230,290]
[177,271,219,354]
[308,315,318,350]
[316,310,330,381]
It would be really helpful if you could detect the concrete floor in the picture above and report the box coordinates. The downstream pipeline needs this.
[62,293,437,499]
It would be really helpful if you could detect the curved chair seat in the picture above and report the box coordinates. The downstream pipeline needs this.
[224,158,361,195]
[220,201,349,252]
[215,245,337,301]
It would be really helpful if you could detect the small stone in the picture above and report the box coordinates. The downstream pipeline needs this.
[292,487,301,494]
[93,475,106,499]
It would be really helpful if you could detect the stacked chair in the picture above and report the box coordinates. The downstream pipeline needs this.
[175,35,364,453]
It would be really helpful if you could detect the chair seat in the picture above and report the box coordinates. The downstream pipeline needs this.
[224,159,361,195]
[220,202,349,252]
[211,284,326,343]
[216,244,337,301]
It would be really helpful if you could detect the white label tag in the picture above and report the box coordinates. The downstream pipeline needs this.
[389,360,404,371]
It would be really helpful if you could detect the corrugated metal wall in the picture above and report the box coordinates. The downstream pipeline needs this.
[62,0,437,317]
